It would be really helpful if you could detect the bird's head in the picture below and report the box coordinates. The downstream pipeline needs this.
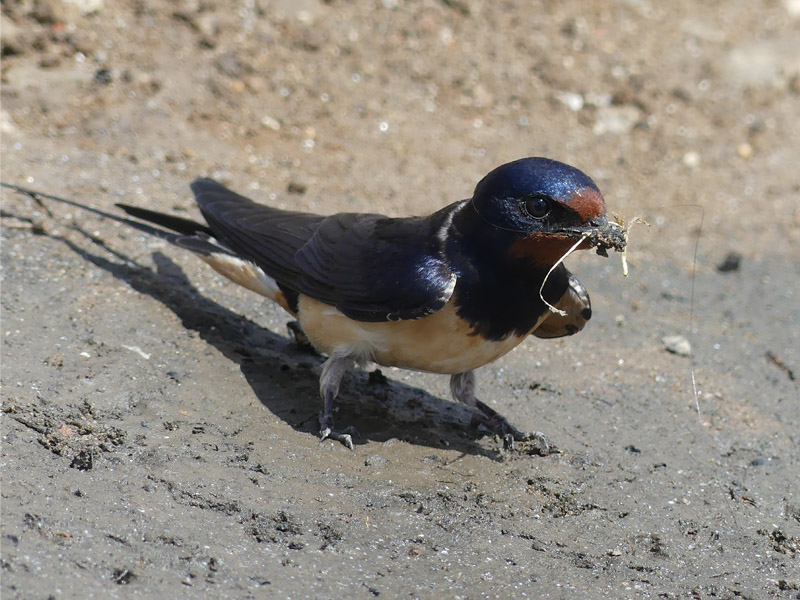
[468,157,624,264]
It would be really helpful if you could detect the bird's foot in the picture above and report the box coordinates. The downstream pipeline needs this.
[319,412,359,449]
[319,426,359,450]
[502,430,553,456]
[474,400,556,455]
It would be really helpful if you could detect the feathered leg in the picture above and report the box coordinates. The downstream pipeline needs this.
[318,354,359,449]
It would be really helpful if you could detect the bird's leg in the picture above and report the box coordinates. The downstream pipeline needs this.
[449,371,552,453]
[318,354,359,449]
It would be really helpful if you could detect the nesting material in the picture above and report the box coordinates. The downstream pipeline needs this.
[538,217,632,315]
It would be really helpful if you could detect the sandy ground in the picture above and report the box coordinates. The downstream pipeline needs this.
[2,0,799,598]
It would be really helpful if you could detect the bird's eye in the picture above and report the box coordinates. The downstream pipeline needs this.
[523,196,550,219]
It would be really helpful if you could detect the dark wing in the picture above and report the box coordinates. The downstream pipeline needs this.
[294,211,456,321]
[193,178,457,322]
[532,271,592,338]
[191,178,325,288]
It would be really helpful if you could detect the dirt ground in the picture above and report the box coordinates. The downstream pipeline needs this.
[2,0,799,598]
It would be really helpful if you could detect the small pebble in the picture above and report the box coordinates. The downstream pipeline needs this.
[94,68,113,85]
[717,252,742,272]
[287,182,307,195]
[554,91,584,112]
[365,455,390,467]
[736,142,753,159]
[663,335,691,357]
[261,115,281,131]
[593,105,640,135]
[681,151,701,168]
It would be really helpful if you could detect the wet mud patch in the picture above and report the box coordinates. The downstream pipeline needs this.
[4,400,126,470]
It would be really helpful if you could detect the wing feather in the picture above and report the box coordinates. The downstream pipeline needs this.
[191,178,324,288]
[191,178,457,322]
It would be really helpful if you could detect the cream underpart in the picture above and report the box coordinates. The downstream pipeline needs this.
[297,294,547,374]
[202,253,280,299]
[197,247,545,374]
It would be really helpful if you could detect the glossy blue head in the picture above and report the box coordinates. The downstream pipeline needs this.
[470,157,606,235]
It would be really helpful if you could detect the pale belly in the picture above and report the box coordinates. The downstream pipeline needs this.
[197,252,539,372]
[297,294,543,374]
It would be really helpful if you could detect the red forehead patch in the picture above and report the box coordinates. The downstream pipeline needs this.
[566,188,605,223]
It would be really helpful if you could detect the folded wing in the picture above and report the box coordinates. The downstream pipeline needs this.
[192,178,456,322]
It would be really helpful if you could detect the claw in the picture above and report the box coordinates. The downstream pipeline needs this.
[317,354,357,448]
[475,400,555,455]
[319,425,359,450]
[502,431,552,455]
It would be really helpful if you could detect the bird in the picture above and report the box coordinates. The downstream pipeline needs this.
[113,157,625,450]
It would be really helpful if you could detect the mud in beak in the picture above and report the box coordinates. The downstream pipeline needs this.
[554,216,628,256]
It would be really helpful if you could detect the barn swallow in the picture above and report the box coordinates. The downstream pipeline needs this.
[110,158,624,450]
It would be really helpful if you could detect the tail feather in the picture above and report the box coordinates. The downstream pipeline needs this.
[0,181,207,247]
[3,180,291,307]
[116,203,212,236]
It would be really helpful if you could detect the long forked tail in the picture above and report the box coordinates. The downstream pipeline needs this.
[115,203,212,237]
[114,201,244,261]
[117,187,288,304]
[0,182,208,245]
[2,180,290,308]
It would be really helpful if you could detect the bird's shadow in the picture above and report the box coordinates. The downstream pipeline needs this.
[20,216,506,459]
